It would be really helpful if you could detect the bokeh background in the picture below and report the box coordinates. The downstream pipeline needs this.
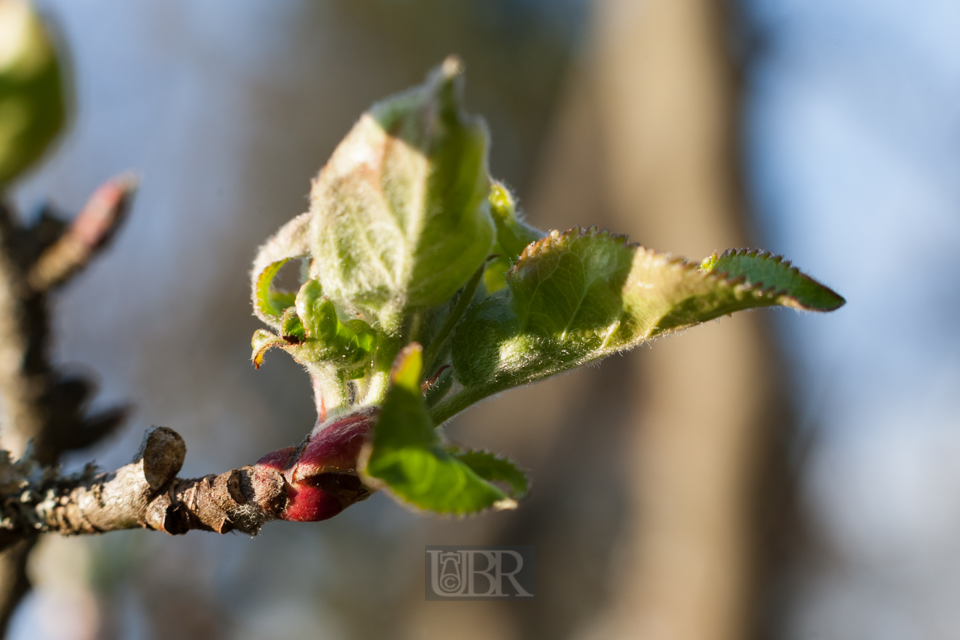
[4,0,959,638]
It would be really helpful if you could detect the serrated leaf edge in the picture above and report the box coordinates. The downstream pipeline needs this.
[508,225,630,277]
[357,345,516,516]
[446,445,530,500]
[357,441,517,517]
[511,227,843,313]
[707,247,846,311]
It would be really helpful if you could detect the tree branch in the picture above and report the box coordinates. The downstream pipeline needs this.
[0,178,134,464]
[0,201,45,460]
[0,427,288,552]
[27,174,137,293]
[0,178,135,634]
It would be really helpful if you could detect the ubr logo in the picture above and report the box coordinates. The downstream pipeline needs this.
[425,546,535,600]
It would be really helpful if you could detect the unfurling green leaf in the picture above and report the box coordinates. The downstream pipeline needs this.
[0,0,67,187]
[441,227,846,422]
[361,344,520,514]
[280,307,305,343]
[293,279,376,371]
[254,259,298,321]
[483,182,545,293]
[252,278,378,375]
[250,213,311,329]
[308,56,495,332]
[251,329,287,369]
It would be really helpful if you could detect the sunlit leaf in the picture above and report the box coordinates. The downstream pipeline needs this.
[250,213,311,329]
[483,182,544,294]
[361,344,518,514]
[308,57,495,332]
[703,248,845,311]
[450,448,529,500]
[445,227,846,421]
[292,278,377,369]
[254,259,297,321]
[251,329,287,369]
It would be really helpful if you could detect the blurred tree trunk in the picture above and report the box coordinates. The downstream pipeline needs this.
[568,0,793,638]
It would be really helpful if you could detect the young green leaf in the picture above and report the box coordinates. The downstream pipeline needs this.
[0,0,67,187]
[254,259,297,322]
[250,213,311,329]
[703,248,845,311]
[307,57,495,332]
[293,279,377,370]
[441,227,846,423]
[450,449,529,500]
[361,344,520,514]
[251,329,287,369]
[483,182,545,294]
[280,307,305,343]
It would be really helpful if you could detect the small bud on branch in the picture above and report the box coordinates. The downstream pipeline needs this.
[27,173,138,292]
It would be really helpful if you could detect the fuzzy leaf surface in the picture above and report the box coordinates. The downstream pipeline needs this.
[704,249,845,311]
[447,228,845,419]
[251,329,287,369]
[250,213,311,329]
[254,259,297,321]
[483,182,545,294]
[362,344,517,514]
[450,449,529,499]
[293,279,376,371]
[308,58,495,332]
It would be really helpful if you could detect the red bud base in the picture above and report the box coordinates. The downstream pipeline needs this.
[255,409,376,522]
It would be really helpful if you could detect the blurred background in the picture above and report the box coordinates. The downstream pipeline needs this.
[2,0,959,638]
